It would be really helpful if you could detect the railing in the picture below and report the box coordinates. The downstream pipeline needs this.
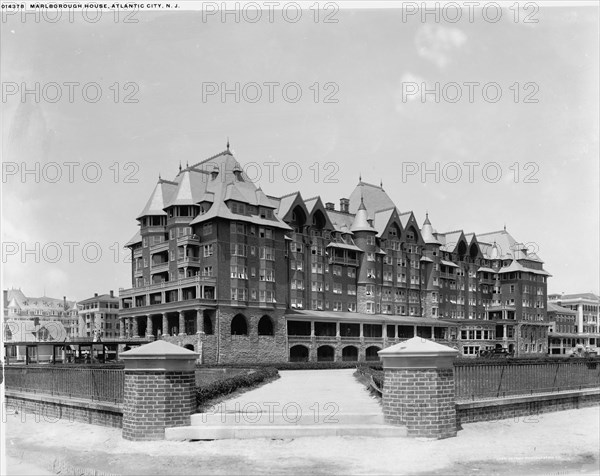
[4,366,125,403]
[119,275,216,297]
[454,359,600,401]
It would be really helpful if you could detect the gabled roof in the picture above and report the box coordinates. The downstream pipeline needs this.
[437,230,466,253]
[4,289,77,312]
[165,168,210,207]
[348,181,395,218]
[185,152,290,230]
[306,196,335,231]
[373,207,397,237]
[272,192,301,219]
[137,178,178,219]
[478,229,543,263]
[326,209,355,233]
[497,260,551,276]
[125,230,142,247]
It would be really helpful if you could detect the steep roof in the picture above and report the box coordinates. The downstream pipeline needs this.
[373,207,396,237]
[325,209,355,233]
[478,229,543,263]
[137,178,178,219]
[348,181,395,218]
[4,289,77,312]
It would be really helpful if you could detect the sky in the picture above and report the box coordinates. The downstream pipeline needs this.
[1,2,599,302]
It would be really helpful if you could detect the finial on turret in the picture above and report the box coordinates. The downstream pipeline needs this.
[380,179,383,189]
[227,137,230,150]
[359,173,362,183]
[503,223,506,231]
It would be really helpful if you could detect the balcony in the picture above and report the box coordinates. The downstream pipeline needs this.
[178,256,200,267]
[150,261,169,274]
[177,235,200,246]
[119,275,217,298]
[149,241,169,253]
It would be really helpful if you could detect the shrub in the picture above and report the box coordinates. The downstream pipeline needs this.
[196,367,279,406]
[197,361,382,370]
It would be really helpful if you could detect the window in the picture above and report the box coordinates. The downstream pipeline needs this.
[348,302,357,312]
[347,285,356,296]
[333,283,342,294]
[333,301,342,311]
[260,268,274,282]
[230,288,248,301]
[333,265,342,276]
[231,266,248,279]
[231,243,247,257]
[348,268,356,278]
[203,244,214,257]
[260,246,274,260]
[367,252,375,262]
[312,281,324,292]
[366,235,375,245]
[202,266,213,277]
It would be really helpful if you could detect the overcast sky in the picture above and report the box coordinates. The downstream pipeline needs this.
[1,3,598,301]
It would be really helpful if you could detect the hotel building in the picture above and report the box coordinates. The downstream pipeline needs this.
[118,147,551,363]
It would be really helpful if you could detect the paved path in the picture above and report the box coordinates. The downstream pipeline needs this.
[206,369,382,418]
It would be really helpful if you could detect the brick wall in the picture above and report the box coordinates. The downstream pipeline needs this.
[5,391,122,428]
[122,370,195,441]
[456,389,600,425]
[383,367,456,439]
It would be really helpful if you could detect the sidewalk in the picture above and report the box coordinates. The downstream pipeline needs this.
[4,397,599,475]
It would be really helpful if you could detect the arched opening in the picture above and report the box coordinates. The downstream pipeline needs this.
[312,210,326,230]
[231,314,248,336]
[365,346,381,362]
[291,205,307,233]
[317,345,335,362]
[457,240,467,258]
[183,344,194,351]
[469,243,479,259]
[203,310,214,335]
[258,315,274,336]
[342,346,358,362]
[289,345,309,362]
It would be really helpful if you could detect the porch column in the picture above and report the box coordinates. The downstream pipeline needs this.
[310,321,315,337]
[146,315,153,338]
[127,317,133,338]
[336,322,340,338]
[179,311,186,336]
[394,325,398,339]
[120,318,126,339]
[162,313,168,336]
[431,326,435,341]
[413,325,417,338]
[132,316,139,338]
[196,309,203,334]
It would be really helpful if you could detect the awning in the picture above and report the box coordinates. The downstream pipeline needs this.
[441,260,459,268]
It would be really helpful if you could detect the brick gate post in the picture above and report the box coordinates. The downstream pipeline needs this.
[378,337,458,439]
[120,340,197,441]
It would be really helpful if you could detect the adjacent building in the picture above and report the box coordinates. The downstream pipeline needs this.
[3,288,78,362]
[548,293,600,353]
[78,291,121,340]
[119,146,551,363]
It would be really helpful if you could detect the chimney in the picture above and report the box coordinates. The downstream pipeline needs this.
[94,293,98,298]
[340,198,349,213]
[110,290,114,298]
[325,202,335,211]
[63,296,66,309]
